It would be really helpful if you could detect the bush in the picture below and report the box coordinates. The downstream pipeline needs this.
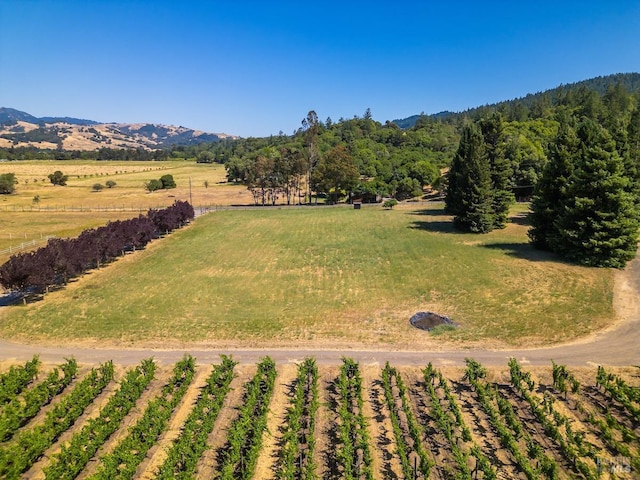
[92,183,104,192]
[383,199,398,209]
[145,179,163,192]
[0,173,17,194]
[48,170,68,186]
[105,180,116,188]
[160,174,176,189]
[145,175,176,192]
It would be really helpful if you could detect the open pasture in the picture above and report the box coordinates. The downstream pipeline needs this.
[0,160,252,261]
[0,160,252,211]
[0,202,614,349]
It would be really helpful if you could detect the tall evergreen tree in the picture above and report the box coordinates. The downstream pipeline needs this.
[479,112,513,229]
[302,110,319,204]
[445,122,495,233]
[528,112,578,250]
[625,99,640,205]
[552,118,639,267]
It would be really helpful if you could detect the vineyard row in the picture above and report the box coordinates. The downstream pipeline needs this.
[0,356,637,479]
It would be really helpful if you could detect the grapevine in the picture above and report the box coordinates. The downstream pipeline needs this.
[508,358,597,479]
[0,361,114,479]
[464,358,540,480]
[216,356,277,480]
[381,362,433,478]
[89,354,196,480]
[333,358,374,480]
[274,357,320,480]
[423,363,498,479]
[43,358,156,479]
[0,358,77,442]
[596,365,640,421]
[156,355,237,479]
[0,355,40,406]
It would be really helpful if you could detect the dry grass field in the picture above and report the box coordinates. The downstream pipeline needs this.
[0,160,251,210]
[0,160,252,261]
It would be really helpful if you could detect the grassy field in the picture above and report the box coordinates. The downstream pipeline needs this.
[0,201,614,349]
[0,159,251,211]
[0,160,252,260]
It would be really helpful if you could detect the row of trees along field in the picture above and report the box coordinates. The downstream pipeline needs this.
[0,201,194,296]
[197,76,640,207]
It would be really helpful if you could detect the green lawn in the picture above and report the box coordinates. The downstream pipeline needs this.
[0,203,614,349]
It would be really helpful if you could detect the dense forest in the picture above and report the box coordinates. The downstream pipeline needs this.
[196,74,640,209]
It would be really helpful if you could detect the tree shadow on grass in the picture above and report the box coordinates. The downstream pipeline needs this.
[509,211,531,226]
[481,242,564,263]
[409,220,467,234]
[408,207,449,217]
[0,291,23,307]
[407,208,470,234]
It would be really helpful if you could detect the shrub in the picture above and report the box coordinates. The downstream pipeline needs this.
[48,170,68,186]
[383,199,398,209]
[160,174,176,189]
[145,179,163,192]
[0,173,17,194]
[105,180,116,188]
[92,183,104,192]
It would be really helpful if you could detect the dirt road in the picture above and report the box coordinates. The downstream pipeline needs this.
[1,253,639,368]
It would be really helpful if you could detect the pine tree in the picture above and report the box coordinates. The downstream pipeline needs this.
[479,112,513,229]
[625,99,640,205]
[446,122,495,233]
[528,112,578,250]
[553,118,639,267]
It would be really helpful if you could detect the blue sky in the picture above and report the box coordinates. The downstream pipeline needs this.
[1,1,639,137]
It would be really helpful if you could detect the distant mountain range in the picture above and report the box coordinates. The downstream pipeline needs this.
[0,107,237,150]
[393,72,640,128]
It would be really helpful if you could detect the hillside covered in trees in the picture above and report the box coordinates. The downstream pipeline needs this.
[190,73,638,209]
[2,73,640,266]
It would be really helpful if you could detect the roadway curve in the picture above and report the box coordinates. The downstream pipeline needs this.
[1,252,639,368]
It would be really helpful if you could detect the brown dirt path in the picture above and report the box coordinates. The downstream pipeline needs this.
[253,363,296,480]
[1,251,639,368]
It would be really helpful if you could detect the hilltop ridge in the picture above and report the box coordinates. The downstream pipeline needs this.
[0,107,238,150]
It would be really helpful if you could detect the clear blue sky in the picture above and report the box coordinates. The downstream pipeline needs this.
[1,1,639,138]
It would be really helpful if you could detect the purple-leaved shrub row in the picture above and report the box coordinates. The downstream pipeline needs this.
[0,200,194,294]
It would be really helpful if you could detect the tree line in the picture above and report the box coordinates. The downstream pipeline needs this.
[0,201,194,295]
[220,109,449,205]
[195,85,629,211]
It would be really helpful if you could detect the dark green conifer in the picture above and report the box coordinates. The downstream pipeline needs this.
[553,118,639,267]
[479,112,513,229]
[446,122,495,233]
[528,112,578,250]
[625,99,640,205]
